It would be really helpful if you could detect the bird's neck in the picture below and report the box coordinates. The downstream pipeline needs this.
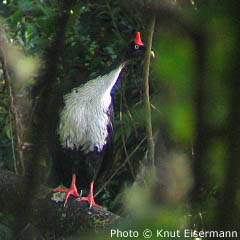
[100,61,126,95]
[99,55,128,77]
[98,57,128,91]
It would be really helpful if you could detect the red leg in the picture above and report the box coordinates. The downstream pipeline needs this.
[81,181,101,208]
[54,174,80,207]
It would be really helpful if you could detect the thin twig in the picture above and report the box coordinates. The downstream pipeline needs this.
[142,13,156,166]
[9,109,18,175]
[122,81,138,137]
[95,137,146,197]
[120,90,135,179]
[151,103,162,114]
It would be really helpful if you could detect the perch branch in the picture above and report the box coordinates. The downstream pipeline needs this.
[0,169,120,237]
[143,13,156,166]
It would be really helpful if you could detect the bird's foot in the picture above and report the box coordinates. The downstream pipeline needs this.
[54,174,80,207]
[80,181,101,209]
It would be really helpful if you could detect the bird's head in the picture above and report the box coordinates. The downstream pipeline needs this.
[125,32,155,60]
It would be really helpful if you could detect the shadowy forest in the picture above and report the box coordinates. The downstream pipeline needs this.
[0,0,240,239]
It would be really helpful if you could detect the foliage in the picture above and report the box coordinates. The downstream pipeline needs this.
[0,0,240,239]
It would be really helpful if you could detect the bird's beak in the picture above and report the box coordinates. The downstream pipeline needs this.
[151,50,155,58]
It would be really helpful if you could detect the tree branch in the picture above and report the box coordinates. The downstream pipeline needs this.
[143,13,156,166]
[0,169,119,238]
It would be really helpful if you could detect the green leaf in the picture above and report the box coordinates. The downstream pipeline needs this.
[4,123,12,140]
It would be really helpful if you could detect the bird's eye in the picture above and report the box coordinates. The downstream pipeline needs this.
[134,44,139,50]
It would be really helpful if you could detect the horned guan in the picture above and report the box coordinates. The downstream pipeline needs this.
[54,32,150,208]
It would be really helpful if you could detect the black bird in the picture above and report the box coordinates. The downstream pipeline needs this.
[54,32,151,207]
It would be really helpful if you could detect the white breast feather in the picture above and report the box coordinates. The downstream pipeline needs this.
[58,63,125,153]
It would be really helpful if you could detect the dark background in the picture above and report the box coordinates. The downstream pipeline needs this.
[0,0,240,239]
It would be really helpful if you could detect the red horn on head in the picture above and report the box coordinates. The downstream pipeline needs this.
[134,32,144,46]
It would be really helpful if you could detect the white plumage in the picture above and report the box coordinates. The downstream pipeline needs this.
[58,62,126,153]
